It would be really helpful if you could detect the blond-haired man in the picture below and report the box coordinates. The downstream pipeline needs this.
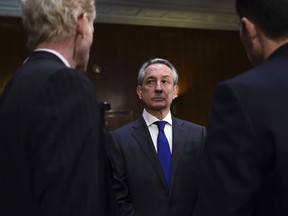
[0,0,110,215]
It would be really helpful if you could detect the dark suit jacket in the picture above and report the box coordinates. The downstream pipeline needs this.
[196,43,288,216]
[0,51,111,216]
[106,116,206,216]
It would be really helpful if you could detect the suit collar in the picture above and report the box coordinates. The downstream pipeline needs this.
[142,109,173,126]
[268,42,288,61]
[25,50,67,66]
[169,117,186,194]
[131,117,188,194]
[131,117,169,191]
[34,49,71,67]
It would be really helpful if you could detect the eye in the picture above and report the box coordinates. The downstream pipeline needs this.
[146,79,156,85]
[161,79,170,85]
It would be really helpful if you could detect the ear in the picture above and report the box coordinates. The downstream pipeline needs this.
[76,13,87,36]
[173,85,179,99]
[241,17,257,42]
[136,85,142,99]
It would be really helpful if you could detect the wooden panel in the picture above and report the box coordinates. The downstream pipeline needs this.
[0,17,251,128]
[0,17,29,92]
[88,23,251,126]
[104,110,134,131]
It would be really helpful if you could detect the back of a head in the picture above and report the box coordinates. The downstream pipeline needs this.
[236,0,288,40]
[21,0,96,50]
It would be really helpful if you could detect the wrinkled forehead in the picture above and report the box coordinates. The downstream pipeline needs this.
[144,63,173,76]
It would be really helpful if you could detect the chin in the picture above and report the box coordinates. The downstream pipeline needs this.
[151,104,166,111]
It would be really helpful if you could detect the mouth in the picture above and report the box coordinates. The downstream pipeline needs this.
[152,97,165,101]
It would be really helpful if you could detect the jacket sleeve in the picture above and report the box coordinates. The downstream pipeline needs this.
[29,68,111,215]
[106,131,138,216]
[195,81,272,216]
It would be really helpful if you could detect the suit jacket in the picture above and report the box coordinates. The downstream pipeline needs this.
[106,116,206,216]
[196,43,288,216]
[0,51,111,216]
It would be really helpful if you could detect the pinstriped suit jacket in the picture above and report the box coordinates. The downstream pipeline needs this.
[0,51,110,216]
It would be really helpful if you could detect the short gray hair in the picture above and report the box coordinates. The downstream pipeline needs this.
[137,58,178,85]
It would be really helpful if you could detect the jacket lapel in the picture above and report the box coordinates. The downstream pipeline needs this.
[169,117,186,194]
[131,117,169,191]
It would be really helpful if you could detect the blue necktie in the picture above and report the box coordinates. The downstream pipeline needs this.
[154,121,171,187]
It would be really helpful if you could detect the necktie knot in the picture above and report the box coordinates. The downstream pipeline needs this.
[154,121,167,132]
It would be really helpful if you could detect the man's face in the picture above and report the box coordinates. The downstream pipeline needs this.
[137,63,178,114]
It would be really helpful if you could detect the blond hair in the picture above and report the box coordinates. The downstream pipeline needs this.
[22,0,96,50]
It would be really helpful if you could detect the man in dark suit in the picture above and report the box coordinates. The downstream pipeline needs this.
[0,0,111,215]
[106,58,206,216]
[196,0,288,215]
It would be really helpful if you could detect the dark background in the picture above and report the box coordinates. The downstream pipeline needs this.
[0,17,251,129]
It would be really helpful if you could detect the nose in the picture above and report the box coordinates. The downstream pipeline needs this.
[155,81,163,91]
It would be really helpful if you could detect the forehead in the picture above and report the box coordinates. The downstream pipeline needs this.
[144,63,173,78]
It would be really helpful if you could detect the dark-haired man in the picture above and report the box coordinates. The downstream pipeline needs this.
[196,0,288,215]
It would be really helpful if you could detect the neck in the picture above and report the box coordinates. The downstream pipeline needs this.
[259,35,288,62]
[146,109,170,120]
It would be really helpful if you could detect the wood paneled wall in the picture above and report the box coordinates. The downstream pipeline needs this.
[0,17,29,93]
[0,17,251,128]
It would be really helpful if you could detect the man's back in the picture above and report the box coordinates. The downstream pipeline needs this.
[197,44,288,216]
[0,51,108,215]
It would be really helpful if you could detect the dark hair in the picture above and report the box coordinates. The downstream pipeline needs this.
[236,0,288,39]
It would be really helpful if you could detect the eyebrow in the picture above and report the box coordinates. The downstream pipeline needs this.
[145,75,171,80]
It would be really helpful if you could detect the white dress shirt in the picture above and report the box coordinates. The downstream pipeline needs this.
[34,48,71,67]
[142,109,173,153]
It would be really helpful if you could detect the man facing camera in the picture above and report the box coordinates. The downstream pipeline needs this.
[106,58,206,216]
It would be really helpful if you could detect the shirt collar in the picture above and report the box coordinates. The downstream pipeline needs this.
[34,48,71,67]
[142,109,172,127]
